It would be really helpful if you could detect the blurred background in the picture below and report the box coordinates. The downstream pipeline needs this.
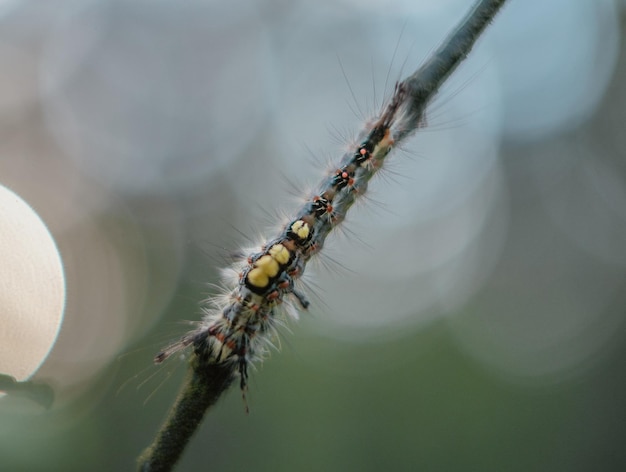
[1,0,625,470]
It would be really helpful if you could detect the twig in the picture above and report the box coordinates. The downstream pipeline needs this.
[137,0,508,470]
[397,0,508,140]
[137,359,235,472]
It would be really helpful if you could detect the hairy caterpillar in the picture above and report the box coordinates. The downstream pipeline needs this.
[154,80,429,400]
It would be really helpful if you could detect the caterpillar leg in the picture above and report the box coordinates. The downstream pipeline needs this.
[238,355,250,414]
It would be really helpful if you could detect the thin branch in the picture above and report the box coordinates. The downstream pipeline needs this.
[396,0,508,140]
[137,0,508,470]
[137,360,235,472]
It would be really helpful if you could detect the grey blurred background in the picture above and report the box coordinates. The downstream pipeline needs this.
[1,0,626,470]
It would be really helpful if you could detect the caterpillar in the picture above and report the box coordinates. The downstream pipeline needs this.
[154,82,421,395]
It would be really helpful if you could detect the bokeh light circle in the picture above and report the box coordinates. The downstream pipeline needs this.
[0,185,65,382]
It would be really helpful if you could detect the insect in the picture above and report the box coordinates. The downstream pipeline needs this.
[154,82,417,400]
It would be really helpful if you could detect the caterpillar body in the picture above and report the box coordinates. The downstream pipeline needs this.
[156,80,425,395]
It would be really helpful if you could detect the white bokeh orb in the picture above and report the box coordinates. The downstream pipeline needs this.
[0,185,65,382]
